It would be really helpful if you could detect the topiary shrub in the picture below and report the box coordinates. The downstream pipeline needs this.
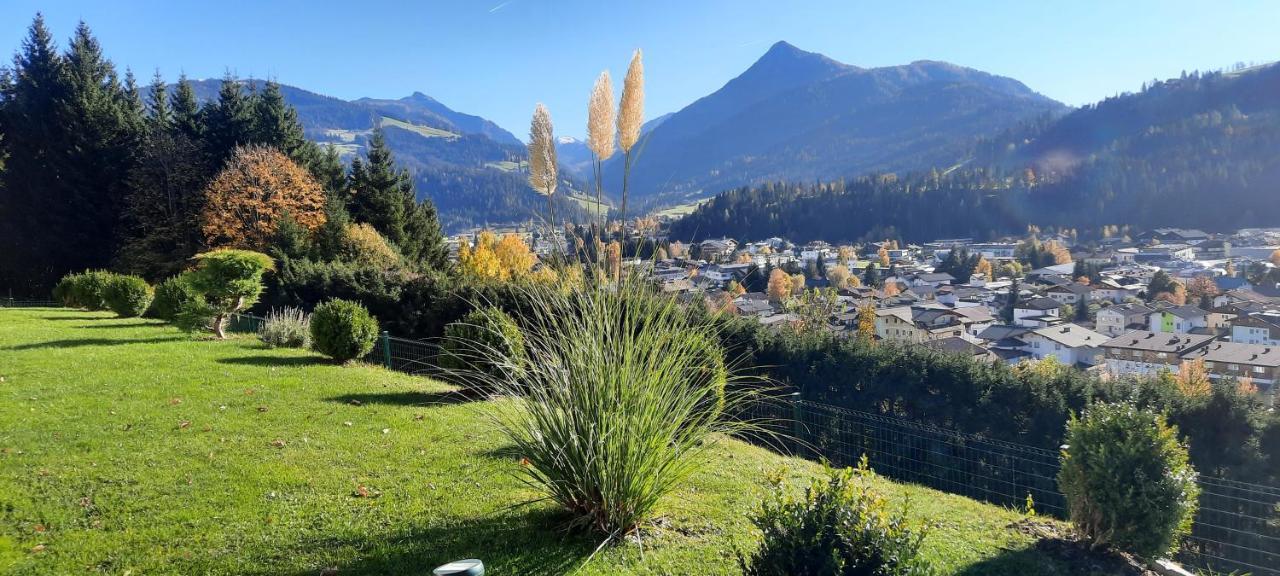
[53,273,84,307]
[146,274,202,321]
[259,307,310,349]
[310,298,379,362]
[1058,402,1200,558]
[67,270,114,311]
[439,306,526,387]
[740,458,933,576]
[185,249,274,338]
[103,274,154,318]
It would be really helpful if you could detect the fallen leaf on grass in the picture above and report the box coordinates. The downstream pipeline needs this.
[178,420,191,429]
[348,399,363,406]
[169,398,182,405]
[257,406,268,413]
[270,439,286,448]
[353,485,381,498]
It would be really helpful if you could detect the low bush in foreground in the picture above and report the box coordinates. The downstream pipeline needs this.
[459,275,757,540]
[258,306,310,348]
[1058,402,1199,559]
[438,305,526,387]
[310,298,379,362]
[739,459,934,576]
[146,274,202,321]
[103,274,154,317]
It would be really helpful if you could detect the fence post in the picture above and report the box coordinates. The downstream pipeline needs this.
[790,392,804,456]
[381,331,392,369]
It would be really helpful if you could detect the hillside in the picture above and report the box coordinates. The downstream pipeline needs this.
[0,308,1080,574]
[605,41,1067,209]
[673,62,1280,242]
[182,80,570,231]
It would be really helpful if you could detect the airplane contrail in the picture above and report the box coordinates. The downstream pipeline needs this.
[489,1,513,13]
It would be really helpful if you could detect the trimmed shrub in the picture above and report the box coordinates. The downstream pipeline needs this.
[439,306,526,387]
[103,274,154,317]
[174,298,216,334]
[1058,402,1200,558]
[259,307,310,348]
[185,249,274,338]
[740,460,933,576]
[64,270,114,311]
[310,298,379,362]
[146,275,202,321]
[53,273,83,307]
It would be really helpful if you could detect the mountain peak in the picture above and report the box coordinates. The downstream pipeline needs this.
[754,40,849,71]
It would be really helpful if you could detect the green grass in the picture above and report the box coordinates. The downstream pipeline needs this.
[654,198,709,219]
[0,308,1079,575]
[379,116,458,139]
[484,160,526,172]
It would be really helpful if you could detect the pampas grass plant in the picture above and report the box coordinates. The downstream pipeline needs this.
[617,49,644,227]
[587,71,615,224]
[527,103,558,224]
[442,273,762,544]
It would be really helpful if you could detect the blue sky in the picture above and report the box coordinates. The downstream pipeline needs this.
[3,1,1279,141]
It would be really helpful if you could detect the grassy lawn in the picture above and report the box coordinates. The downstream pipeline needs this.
[379,116,459,140]
[0,308,1078,575]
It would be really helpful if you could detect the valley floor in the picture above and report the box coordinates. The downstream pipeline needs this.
[0,308,1087,574]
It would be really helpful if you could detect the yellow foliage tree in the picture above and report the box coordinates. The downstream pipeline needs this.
[878,244,891,267]
[882,281,901,297]
[827,266,850,290]
[604,240,622,280]
[459,231,537,282]
[200,145,326,250]
[974,257,993,279]
[1271,249,1280,267]
[856,302,876,342]
[766,268,791,303]
[1175,358,1212,399]
[789,273,806,295]
[339,223,402,270]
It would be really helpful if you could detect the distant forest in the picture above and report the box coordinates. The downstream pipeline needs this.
[672,66,1280,243]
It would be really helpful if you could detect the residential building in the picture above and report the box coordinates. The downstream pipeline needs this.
[1147,305,1210,334]
[1013,297,1063,328]
[1096,302,1153,337]
[1101,331,1216,377]
[1231,313,1280,346]
[1021,324,1107,367]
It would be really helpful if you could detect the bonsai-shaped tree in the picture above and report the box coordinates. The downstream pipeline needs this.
[186,249,274,338]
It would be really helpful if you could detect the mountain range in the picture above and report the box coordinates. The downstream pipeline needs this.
[601,41,1067,209]
[188,42,1276,235]
[671,61,1280,243]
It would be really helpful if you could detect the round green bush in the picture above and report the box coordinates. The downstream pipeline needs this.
[740,461,932,575]
[53,273,85,307]
[1058,402,1200,558]
[103,274,154,317]
[146,275,202,321]
[439,306,526,387]
[310,298,379,362]
[67,270,114,311]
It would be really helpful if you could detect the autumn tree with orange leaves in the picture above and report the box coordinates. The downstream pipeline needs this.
[200,146,326,250]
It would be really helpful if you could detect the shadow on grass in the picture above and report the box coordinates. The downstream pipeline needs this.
[217,355,327,368]
[259,507,594,576]
[40,314,105,321]
[954,537,1145,576]
[327,387,490,408]
[5,336,185,351]
[74,321,164,329]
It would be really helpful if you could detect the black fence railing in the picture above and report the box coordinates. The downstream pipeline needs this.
[0,298,60,308]
[766,399,1280,576]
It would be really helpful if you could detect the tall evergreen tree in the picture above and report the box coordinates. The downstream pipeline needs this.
[0,14,67,293]
[171,73,203,140]
[146,70,171,129]
[203,73,254,166]
[347,129,445,269]
[252,80,306,158]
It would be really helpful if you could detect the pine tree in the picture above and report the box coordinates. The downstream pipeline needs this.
[252,80,307,158]
[1002,279,1020,324]
[203,73,254,166]
[0,14,68,293]
[146,70,171,129]
[347,129,445,269]
[171,74,203,140]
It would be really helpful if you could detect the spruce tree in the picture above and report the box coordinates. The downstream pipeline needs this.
[146,70,171,129]
[252,80,306,158]
[203,73,254,166]
[171,74,203,139]
[0,14,68,293]
[347,129,445,269]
